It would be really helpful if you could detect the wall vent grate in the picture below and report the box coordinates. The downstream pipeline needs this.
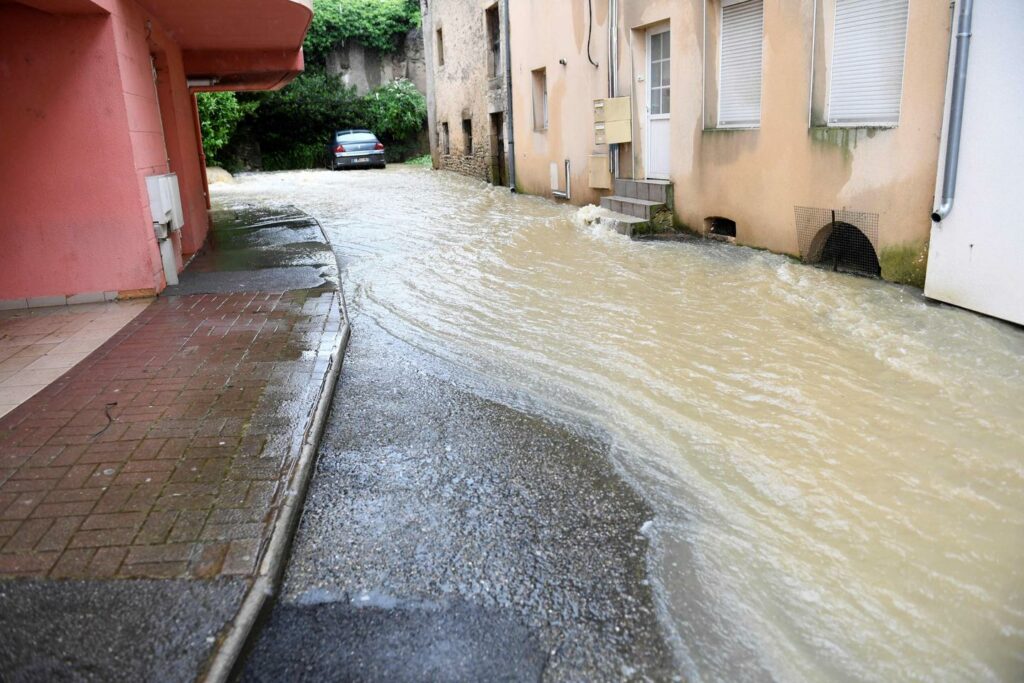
[794,206,881,277]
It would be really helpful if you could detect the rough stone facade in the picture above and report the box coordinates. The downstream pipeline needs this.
[438,148,492,180]
[421,0,510,185]
[325,28,427,96]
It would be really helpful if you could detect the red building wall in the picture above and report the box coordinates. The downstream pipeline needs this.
[0,4,165,301]
[0,0,211,302]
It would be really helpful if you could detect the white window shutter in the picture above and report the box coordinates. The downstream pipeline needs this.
[828,0,910,126]
[718,0,764,128]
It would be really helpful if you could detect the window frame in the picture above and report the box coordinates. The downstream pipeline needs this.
[647,28,671,118]
[462,118,473,155]
[532,68,548,132]
[485,5,501,78]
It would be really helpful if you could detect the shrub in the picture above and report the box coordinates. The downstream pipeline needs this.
[262,143,329,172]
[405,154,432,166]
[362,79,427,142]
[196,92,254,164]
[239,71,364,168]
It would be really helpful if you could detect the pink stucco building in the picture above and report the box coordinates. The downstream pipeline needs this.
[0,0,312,306]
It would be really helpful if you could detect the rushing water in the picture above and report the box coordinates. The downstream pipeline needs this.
[214,167,1024,682]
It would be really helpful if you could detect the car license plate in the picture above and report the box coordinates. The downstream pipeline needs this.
[354,157,369,163]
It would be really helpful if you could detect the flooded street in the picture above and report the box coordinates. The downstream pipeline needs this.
[214,167,1024,682]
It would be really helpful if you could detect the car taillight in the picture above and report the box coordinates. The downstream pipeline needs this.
[374,142,385,150]
[335,144,345,153]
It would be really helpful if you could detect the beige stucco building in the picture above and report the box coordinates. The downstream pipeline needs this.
[494,0,951,284]
[421,0,510,185]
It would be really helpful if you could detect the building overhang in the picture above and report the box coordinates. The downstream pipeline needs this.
[136,0,312,91]
[8,0,312,90]
[8,0,108,14]
[183,49,306,92]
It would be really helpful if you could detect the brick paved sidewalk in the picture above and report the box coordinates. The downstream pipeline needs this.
[0,287,342,580]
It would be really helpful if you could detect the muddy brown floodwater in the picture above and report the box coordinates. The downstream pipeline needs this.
[214,167,1024,682]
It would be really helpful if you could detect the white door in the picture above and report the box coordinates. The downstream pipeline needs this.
[924,0,1024,325]
[646,27,671,180]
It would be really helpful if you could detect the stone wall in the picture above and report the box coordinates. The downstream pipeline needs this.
[325,28,426,96]
[421,0,510,186]
[439,149,492,181]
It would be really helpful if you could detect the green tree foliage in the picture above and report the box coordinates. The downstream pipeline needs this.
[198,0,427,171]
[243,72,364,156]
[195,92,253,164]
[305,0,421,60]
[361,79,427,141]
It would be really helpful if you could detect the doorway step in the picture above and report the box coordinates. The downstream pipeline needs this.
[599,179,674,235]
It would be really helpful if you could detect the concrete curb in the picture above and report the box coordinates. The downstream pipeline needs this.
[199,217,351,683]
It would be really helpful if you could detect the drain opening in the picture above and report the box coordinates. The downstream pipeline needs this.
[705,216,737,240]
[807,220,880,277]
[795,207,881,279]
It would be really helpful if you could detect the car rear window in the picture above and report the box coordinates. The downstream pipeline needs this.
[336,132,377,143]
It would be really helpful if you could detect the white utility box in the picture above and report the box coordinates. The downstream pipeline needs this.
[145,172,184,287]
[145,173,184,232]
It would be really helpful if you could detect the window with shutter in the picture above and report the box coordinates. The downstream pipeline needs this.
[828,0,910,126]
[718,0,764,128]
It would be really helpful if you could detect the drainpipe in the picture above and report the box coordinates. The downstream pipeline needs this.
[503,0,516,191]
[190,93,211,210]
[932,0,974,222]
[609,0,619,179]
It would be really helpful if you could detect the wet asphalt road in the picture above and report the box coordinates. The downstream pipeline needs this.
[239,311,679,681]
[0,579,245,682]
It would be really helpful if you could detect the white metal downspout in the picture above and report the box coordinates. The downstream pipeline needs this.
[609,0,619,179]
[932,0,974,222]
[503,0,516,191]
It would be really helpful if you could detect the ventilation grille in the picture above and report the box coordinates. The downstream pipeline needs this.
[794,206,880,277]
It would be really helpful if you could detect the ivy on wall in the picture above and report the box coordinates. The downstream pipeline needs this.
[305,0,421,60]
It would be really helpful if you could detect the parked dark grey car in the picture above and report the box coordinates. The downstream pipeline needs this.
[327,129,386,170]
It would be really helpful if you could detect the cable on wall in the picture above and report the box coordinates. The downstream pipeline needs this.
[587,0,599,67]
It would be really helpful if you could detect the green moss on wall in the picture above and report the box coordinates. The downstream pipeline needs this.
[879,241,929,289]
[673,216,698,236]
[808,126,889,161]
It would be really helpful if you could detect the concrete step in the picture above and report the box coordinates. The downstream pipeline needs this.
[576,208,649,237]
[599,212,649,237]
[613,178,673,205]
[600,195,665,221]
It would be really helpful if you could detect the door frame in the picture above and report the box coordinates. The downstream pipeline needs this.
[645,24,671,180]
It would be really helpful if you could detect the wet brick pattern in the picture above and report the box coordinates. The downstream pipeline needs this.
[0,289,341,580]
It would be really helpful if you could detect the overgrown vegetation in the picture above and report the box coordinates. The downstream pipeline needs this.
[361,79,427,140]
[196,92,255,165]
[306,0,421,59]
[405,154,432,166]
[198,0,426,172]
